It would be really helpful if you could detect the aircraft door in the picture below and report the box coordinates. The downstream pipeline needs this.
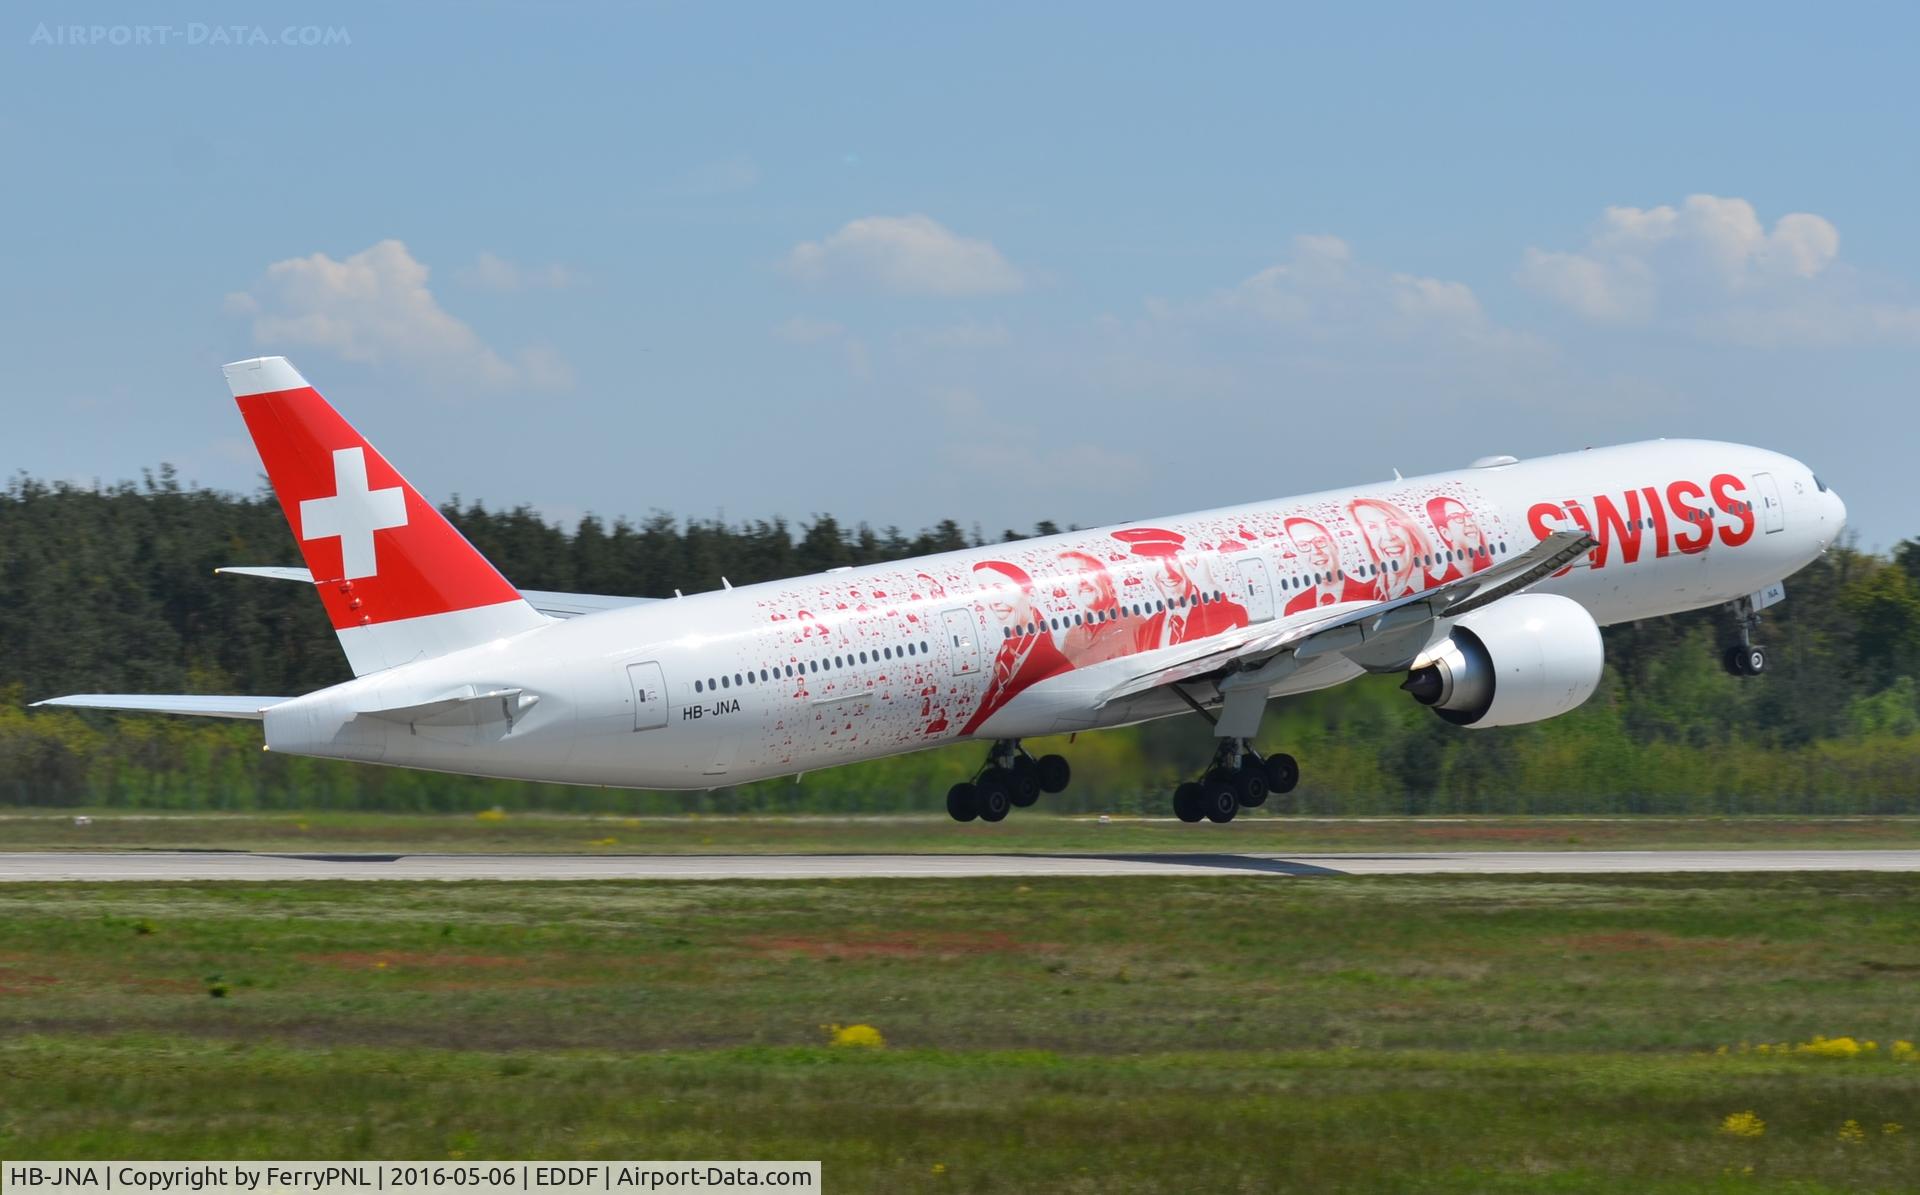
[1234,555,1276,622]
[942,607,982,676]
[626,661,669,731]
[1752,472,1785,533]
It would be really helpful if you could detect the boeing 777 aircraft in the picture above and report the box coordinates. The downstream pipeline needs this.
[37,357,1847,823]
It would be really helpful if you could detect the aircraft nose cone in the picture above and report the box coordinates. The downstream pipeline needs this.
[1831,487,1847,532]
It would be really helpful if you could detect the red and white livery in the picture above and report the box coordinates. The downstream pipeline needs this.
[38,358,1848,824]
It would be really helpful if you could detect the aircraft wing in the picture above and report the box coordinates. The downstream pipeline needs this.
[216,566,657,619]
[30,694,290,720]
[1094,530,1597,707]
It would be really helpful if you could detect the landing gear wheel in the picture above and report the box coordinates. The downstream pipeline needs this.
[1202,778,1239,823]
[946,783,979,823]
[1234,767,1269,808]
[1173,782,1204,823]
[974,773,1012,823]
[1722,646,1745,676]
[1743,645,1768,676]
[1035,754,1071,794]
[1263,753,1299,795]
[1002,763,1040,807]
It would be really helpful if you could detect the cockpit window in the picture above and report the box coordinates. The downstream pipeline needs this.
[1813,474,1828,492]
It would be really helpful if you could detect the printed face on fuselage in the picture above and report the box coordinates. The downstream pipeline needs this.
[1351,500,1416,573]
[975,564,1035,631]
[1287,518,1337,571]
[1056,551,1113,621]
[1430,497,1486,554]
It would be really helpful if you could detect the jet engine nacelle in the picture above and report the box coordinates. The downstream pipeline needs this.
[1401,594,1603,728]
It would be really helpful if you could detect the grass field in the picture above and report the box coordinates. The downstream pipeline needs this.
[7,809,1920,854]
[3,871,1919,1191]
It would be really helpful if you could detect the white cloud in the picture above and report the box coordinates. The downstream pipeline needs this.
[457,251,584,291]
[771,315,869,380]
[228,240,571,389]
[784,215,1025,296]
[1516,194,1918,344]
[1182,234,1516,351]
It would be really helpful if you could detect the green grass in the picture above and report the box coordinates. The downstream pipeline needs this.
[7,809,1920,854]
[3,874,1919,1191]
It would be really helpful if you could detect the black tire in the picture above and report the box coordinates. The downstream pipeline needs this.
[1264,752,1300,795]
[1234,767,1269,808]
[975,774,1012,823]
[1001,764,1040,807]
[1035,753,1071,794]
[1723,646,1746,676]
[946,782,979,823]
[1173,782,1204,823]
[1744,645,1767,676]
[1202,778,1239,823]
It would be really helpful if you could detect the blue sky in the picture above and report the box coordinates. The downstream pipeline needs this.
[5,2,1917,551]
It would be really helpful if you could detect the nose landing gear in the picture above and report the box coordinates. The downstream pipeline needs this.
[946,739,1073,822]
[1721,596,1769,677]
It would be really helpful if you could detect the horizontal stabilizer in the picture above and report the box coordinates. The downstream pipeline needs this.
[32,694,289,720]
[214,565,314,583]
[218,564,655,619]
[354,686,535,728]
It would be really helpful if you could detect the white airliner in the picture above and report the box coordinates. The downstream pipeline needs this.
[38,357,1847,823]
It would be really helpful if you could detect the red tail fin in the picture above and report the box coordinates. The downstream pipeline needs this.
[226,356,545,674]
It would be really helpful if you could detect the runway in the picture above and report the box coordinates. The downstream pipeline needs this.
[4,849,1920,882]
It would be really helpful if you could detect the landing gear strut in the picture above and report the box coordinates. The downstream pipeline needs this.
[946,739,1072,822]
[1171,738,1298,824]
[1721,597,1768,677]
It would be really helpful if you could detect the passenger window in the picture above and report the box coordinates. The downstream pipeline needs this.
[721,676,730,689]
[695,680,703,693]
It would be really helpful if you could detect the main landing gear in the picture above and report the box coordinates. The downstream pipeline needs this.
[946,740,1072,822]
[1721,596,1769,678]
[1171,739,1298,824]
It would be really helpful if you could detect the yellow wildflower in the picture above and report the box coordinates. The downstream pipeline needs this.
[824,1022,885,1048]
[1837,1119,1866,1144]
[1793,1035,1863,1058]
[1720,1111,1766,1138]
[474,808,506,822]
[1891,1040,1915,1061]
[1884,1122,1903,1136]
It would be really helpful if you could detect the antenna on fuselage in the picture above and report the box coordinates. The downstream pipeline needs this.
[722,577,733,589]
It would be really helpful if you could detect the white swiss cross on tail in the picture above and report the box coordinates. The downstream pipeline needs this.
[300,447,408,579]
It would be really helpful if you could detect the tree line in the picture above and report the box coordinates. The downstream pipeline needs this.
[2,469,1917,814]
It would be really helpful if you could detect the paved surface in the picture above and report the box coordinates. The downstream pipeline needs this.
[3,849,1920,882]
